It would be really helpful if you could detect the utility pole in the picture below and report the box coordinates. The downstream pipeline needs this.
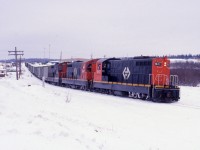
[8,47,24,80]
[19,55,22,78]
[44,48,46,59]
[60,51,62,62]
[91,53,93,59]
[49,44,51,60]
[44,48,46,63]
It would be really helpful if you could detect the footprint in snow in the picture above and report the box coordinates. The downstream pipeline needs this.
[33,130,42,135]
[7,129,18,134]
[59,131,69,137]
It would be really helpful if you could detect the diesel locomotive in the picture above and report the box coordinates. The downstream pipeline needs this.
[26,56,180,102]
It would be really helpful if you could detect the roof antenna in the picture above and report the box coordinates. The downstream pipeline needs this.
[60,51,62,62]
[91,53,93,59]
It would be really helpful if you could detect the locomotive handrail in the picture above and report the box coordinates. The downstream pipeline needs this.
[155,74,169,86]
[157,74,163,86]
[170,75,179,87]
[149,74,154,85]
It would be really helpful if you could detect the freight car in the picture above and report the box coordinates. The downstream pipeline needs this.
[26,56,180,102]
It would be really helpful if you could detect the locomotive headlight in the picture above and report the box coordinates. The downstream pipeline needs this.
[164,62,167,67]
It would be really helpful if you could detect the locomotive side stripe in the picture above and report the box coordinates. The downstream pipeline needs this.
[61,78,88,82]
[93,81,151,87]
[54,77,176,89]
[154,85,179,89]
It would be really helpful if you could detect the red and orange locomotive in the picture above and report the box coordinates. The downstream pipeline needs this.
[26,56,180,102]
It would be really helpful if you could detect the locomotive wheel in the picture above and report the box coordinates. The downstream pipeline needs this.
[141,94,148,100]
[105,90,109,94]
[109,90,113,95]
[132,93,138,99]
[82,86,85,90]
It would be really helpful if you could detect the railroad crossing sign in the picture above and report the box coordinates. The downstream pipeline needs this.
[123,67,130,80]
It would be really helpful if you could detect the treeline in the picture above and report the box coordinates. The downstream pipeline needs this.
[170,61,200,86]
[168,54,200,59]
[0,58,56,63]
[24,58,57,63]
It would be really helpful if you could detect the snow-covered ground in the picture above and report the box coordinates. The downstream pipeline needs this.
[170,58,200,63]
[0,66,200,150]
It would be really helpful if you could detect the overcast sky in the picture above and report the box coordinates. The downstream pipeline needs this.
[0,0,199,60]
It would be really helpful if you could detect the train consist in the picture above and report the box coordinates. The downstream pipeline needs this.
[26,56,180,102]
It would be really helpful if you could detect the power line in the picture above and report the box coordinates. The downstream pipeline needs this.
[8,47,24,80]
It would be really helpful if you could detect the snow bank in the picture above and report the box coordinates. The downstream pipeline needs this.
[0,65,200,150]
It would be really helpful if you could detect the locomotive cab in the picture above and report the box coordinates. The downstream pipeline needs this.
[152,57,170,86]
[58,62,68,85]
[151,57,180,102]
[81,59,99,81]
[93,58,120,82]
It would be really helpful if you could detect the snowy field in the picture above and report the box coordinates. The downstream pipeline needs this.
[0,66,200,150]
[170,58,200,63]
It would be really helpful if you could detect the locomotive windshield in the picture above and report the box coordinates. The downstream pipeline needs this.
[155,62,162,66]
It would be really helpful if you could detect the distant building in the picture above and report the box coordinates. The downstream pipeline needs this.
[0,66,6,77]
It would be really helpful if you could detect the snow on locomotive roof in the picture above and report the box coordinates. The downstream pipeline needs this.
[61,58,89,63]
[97,57,121,63]
[30,62,54,67]
[114,56,154,60]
